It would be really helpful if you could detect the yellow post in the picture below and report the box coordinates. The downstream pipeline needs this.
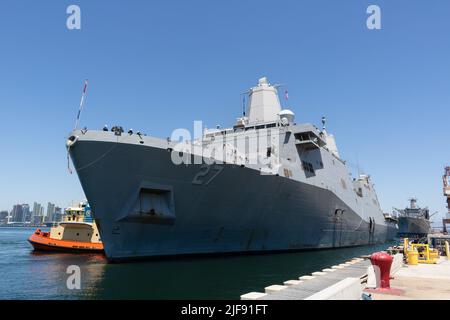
[429,248,439,260]
[403,238,409,255]
[407,250,419,265]
[445,241,450,260]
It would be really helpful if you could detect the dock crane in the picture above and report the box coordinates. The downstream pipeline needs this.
[443,166,450,234]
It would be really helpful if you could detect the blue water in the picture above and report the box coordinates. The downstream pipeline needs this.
[0,227,394,299]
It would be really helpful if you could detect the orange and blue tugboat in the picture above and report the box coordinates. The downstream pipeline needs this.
[28,202,104,253]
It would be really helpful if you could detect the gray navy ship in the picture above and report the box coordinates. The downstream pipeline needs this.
[67,77,397,261]
[394,198,431,238]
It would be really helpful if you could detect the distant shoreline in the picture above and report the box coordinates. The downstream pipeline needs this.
[0,225,50,228]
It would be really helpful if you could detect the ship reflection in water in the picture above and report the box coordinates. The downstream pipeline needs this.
[0,228,394,300]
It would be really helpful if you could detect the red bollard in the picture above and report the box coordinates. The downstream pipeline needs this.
[364,251,403,296]
[370,252,392,289]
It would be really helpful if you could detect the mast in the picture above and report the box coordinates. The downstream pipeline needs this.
[74,80,89,130]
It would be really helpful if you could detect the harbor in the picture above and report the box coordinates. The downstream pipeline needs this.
[0,227,396,299]
[2,73,449,301]
[2,226,449,300]
[2,75,449,301]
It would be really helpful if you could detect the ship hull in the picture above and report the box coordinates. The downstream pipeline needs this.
[397,216,431,238]
[69,135,396,261]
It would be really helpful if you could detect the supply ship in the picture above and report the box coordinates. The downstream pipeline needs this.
[28,202,103,253]
[67,77,397,261]
[395,198,431,238]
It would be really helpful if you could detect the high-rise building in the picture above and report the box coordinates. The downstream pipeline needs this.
[32,215,44,225]
[0,211,8,224]
[22,204,31,223]
[53,206,63,222]
[11,204,24,222]
[32,202,41,219]
[32,202,44,225]
[46,202,55,222]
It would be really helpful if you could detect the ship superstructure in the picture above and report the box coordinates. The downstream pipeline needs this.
[67,77,396,261]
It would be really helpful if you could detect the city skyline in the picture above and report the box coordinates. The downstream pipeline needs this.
[1,198,86,216]
[1,201,66,224]
[0,1,449,225]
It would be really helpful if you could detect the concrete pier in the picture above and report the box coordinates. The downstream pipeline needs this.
[370,257,450,300]
[240,254,450,300]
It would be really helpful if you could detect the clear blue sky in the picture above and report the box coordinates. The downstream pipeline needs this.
[0,1,449,225]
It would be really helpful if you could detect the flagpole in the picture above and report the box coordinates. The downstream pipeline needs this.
[74,79,89,130]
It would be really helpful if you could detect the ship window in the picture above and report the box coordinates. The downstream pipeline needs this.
[267,147,272,157]
[356,188,363,197]
[266,123,277,128]
[76,233,79,236]
[96,234,98,237]
[283,168,293,178]
[295,133,311,141]
[301,161,315,174]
